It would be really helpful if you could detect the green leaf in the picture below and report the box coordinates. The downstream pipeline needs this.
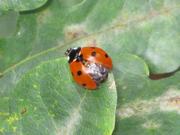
[0,58,117,135]
[0,0,180,134]
[0,13,38,71]
[113,54,180,135]
[0,0,48,11]
[0,10,19,38]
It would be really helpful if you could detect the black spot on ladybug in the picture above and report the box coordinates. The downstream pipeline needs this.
[82,83,86,86]
[77,70,82,76]
[91,51,96,57]
[105,53,109,58]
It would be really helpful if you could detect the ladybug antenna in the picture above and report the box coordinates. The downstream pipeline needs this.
[65,48,72,56]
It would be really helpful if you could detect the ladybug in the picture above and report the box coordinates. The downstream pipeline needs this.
[65,47,112,90]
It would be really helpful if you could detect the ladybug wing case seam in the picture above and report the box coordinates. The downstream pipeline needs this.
[80,47,112,69]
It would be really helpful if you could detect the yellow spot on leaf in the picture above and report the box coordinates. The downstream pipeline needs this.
[122,86,127,90]
[35,72,39,77]
[12,127,17,132]
[0,112,9,116]
[19,98,24,102]
[142,120,161,129]
[6,114,19,125]
[34,107,37,111]
[0,128,4,133]
[48,112,55,117]
[33,84,38,89]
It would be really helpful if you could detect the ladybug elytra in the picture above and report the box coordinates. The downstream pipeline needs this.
[65,47,112,90]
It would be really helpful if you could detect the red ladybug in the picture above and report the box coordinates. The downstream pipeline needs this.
[65,47,112,90]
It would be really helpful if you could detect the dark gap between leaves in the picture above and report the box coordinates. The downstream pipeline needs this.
[19,0,53,14]
[149,67,180,80]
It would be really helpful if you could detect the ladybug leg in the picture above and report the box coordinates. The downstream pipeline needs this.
[76,54,83,62]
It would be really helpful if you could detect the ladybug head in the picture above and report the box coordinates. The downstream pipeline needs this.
[65,47,81,63]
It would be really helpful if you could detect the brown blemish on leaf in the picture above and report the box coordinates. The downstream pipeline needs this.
[21,108,27,115]
[117,88,180,119]
[37,9,51,24]
[159,89,180,113]
[64,24,88,41]
[117,100,156,119]
[168,96,180,106]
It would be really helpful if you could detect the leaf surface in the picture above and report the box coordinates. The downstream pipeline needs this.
[113,54,180,135]
[0,0,48,11]
[0,58,117,135]
[0,10,19,38]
